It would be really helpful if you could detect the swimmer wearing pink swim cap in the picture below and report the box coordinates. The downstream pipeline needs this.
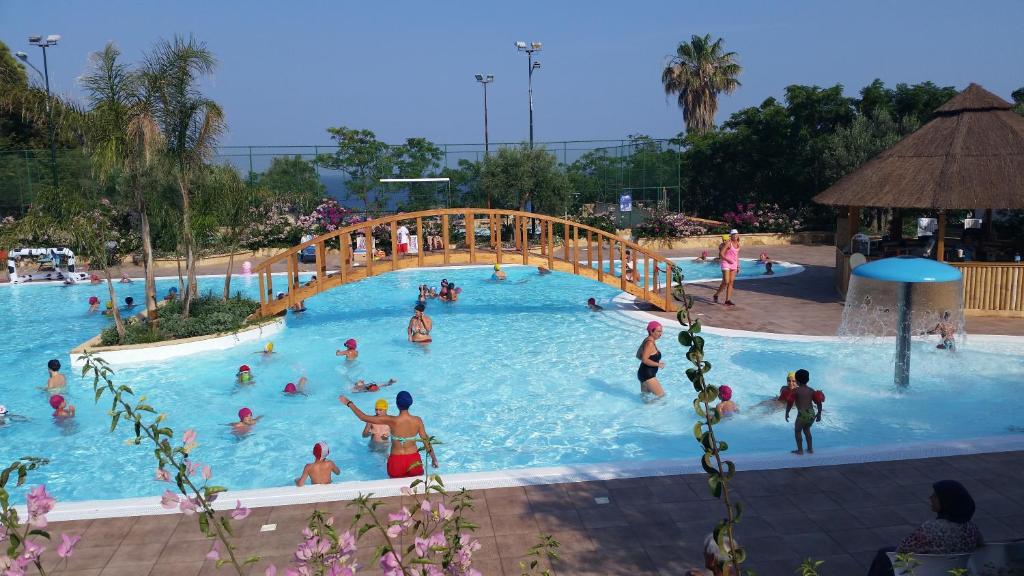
[717,385,739,416]
[49,394,75,418]
[283,376,308,395]
[231,407,261,433]
[336,338,359,360]
[636,321,666,398]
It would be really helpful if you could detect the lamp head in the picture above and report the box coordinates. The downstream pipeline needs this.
[531,42,542,50]
[15,51,28,60]
[474,73,484,81]
[486,74,494,82]
[28,36,42,44]
[46,34,61,44]
[515,41,527,50]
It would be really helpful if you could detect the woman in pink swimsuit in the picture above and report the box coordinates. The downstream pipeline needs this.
[714,230,740,306]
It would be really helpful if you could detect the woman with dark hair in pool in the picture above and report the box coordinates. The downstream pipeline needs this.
[407,303,432,343]
[866,480,983,576]
[339,391,438,478]
[636,321,666,398]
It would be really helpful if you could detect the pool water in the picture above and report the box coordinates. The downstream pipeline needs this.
[593,257,790,285]
[0,266,1022,502]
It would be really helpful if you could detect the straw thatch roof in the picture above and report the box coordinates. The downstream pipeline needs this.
[813,83,1024,209]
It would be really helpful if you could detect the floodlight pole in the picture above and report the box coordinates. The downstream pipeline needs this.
[516,42,542,149]
[28,36,60,189]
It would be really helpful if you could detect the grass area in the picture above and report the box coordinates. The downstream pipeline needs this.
[100,292,261,346]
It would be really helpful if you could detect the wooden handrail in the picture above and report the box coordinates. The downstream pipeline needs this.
[252,208,676,317]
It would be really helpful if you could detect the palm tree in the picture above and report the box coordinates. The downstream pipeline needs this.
[661,34,742,135]
[80,42,163,322]
[143,35,225,318]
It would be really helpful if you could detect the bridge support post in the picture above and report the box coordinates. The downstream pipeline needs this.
[467,212,476,263]
[415,218,424,268]
[521,216,529,265]
[572,226,579,274]
[365,226,374,277]
[442,214,450,265]
[597,237,604,282]
[390,221,399,271]
[619,241,627,291]
[547,220,554,270]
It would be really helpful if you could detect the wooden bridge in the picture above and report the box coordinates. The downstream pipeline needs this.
[251,209,676,318]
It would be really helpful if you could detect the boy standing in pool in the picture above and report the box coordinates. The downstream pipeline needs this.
[784,369,822,455]
[295,441,341,486]
[46,359,66,390]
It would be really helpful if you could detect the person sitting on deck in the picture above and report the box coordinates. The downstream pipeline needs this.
[294,441,340,486]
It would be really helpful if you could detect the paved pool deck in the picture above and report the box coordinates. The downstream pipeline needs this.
[37,451,1024,575]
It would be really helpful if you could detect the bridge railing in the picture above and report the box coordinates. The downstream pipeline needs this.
[251,209,676,317]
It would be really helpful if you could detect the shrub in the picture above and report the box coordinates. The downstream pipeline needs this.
[633,211,709,239]
[722,203,808,234]
[570,213,616,234]
[100,292,260,346]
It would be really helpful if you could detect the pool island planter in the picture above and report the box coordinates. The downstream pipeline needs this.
[69,317,284,367]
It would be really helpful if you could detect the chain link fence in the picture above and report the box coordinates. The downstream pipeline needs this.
[1,139,687,217]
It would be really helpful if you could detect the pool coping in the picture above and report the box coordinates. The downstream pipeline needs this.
[29,434,1024,521]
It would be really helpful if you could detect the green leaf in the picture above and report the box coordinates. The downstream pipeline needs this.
[692,398,706,417]
[708,474,723,498]
[220,515,234,537]
[198,513,211,536]
[685,367,700,384]
[676,309,688,326]
[110,412,121,432]
[702,360,713,374]
[733,501,743,523]
[698,386,719,404]
[701,453,718,475]
[691,319,702,333]
[693,335,705,351]
[732,546,747,564]
[718,440,729,452]
[692,422,704,440]
[678,331,693,346]
[94,388,104,402]
[700,432,714,452]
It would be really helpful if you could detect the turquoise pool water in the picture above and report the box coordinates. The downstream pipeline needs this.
[0,265,1022,502]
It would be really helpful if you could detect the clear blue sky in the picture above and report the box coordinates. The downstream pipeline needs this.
[3,0,1022,147]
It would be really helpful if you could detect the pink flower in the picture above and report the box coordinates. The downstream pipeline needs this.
[182,429,197,453]
[420,500,432,513]
[186,460,201,477]
[265,566,277,576]
[179,497,197,515]
[201,466,212,481]
[155,468,171,482]
[22,539,45,562]
[385,523,404,538]
[206,541,220,561]
[379,551,403,576]
[230,500,250,520]
[27,485,55,527]
[436,503,453,521]
[414,536,430,557]
[57,533,81,558]
[400,486,413,496]
[338,531,356,556]
[388,507,412,524]
[160,490,180,510]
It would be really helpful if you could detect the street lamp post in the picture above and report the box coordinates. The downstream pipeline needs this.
[473,74,494,156]
[27,34,60,190]
[514,41,542,149]
[474,74,495,209]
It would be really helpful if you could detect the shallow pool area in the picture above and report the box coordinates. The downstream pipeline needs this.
[1,265,1022,503]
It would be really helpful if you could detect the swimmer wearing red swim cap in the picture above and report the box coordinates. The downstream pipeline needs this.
[295,441,340,486]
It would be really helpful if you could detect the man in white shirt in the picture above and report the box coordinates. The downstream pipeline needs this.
[397,225,410,254]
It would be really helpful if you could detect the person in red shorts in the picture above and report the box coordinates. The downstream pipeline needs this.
[396,224,410,255]
[338,390,438,478]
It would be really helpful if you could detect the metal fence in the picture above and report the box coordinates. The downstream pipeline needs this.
[0,139,686,216]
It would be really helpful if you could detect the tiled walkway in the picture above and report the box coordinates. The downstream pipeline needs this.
[39,451,1024,575]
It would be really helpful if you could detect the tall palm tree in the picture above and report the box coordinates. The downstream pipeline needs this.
[80,42,163,321]
[661,34,742,135]
[143,35,225,318]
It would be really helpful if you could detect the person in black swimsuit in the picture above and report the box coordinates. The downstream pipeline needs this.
[635,321,666,398]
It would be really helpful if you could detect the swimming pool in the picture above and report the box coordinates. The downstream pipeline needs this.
[0,266,1021,503]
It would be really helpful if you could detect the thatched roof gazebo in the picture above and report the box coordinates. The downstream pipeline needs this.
[814,83,1024,315]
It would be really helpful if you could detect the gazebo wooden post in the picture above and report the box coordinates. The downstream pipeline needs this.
[837,205,861,250]
[983,208,994,240]
[936,211,947,262]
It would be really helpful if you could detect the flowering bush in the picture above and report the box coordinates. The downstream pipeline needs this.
[296,199,356,236]
[722,203,806,234]
[0,458,82,576]
[241,201,301,249]
[633,211,709,239]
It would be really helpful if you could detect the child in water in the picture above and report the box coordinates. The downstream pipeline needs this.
[49,394,75,418]
[491,264,507,281]
[231,407,261,433]
[927,311,957,351]
[236,365,254,384]
[587,297,603,312]
[88,296,100,312]
[259,342,275,356]
[46,359,66,390]
[336,339,358,360]
[362,398,391,448]
[717,385,739,416]
[294,441,340,486]
[284,377,308,395]
[352,378,397,393]
[785,369,824,455]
